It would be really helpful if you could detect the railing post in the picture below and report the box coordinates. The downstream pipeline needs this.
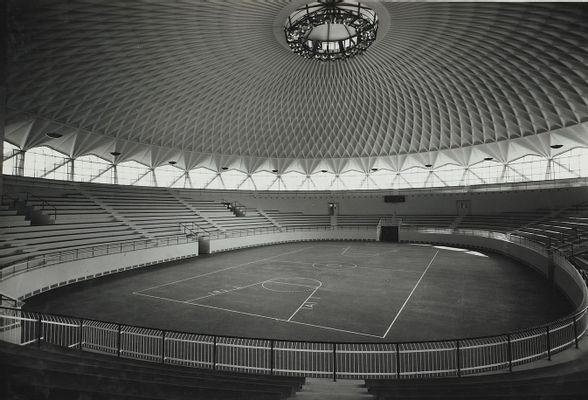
[270,340,275,375]
[37,315,42,348]
[546,326,551,361]
[78,319,83,350]
[161,330,166,364]
[333,343,337,382]
[117,324,122,357]
[456,340,461,377]
[573,316,579,348]
[507,334,512,372]
[213,336,217,370]
[396,343,401,379]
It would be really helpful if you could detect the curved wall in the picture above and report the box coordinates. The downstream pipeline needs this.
[0,242,199,302]
[399,230,587,311]
[3,227,586,318]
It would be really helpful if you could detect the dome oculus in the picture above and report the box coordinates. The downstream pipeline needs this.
[284,0,378,61]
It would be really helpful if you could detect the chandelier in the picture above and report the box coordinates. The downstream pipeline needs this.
[284,0,378,61]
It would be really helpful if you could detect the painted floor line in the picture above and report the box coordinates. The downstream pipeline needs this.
[132,291,381,339]
[274,260,314,266]
[269,280,320,289]
[287,283,323,321]
[381,250,440,338]
[136,246,314,293]
[184,280,266,303]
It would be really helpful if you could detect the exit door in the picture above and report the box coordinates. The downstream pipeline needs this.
[380,226,399,242]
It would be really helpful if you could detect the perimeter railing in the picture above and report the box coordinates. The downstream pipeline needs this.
[205,225,373,240]
[0,235,194,281]
[0,305,586,380]
[400,227,550,256]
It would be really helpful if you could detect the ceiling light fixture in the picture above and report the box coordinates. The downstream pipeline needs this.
[45,132,63,139]
[110,151,121,157]
[168,161,177,165]
[484,157,494,161]
[424,164,433,168]
[284,0,378,61]
[550,144,563,149]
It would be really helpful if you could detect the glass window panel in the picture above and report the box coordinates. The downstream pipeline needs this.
[116,161,150,186]
[24,146,69,180]
[154,164,184,187]
[433,165,464,187]
[310,172,334,189]
[401,167,428,188]
[2,141,20,176]
[369,169,392,189]
[189,168,218,189]
[251,171,278,191]
[469,161,503,184]
[238,176,257,191]
[280,172,306,190]
[267,176,286,191]
[75,154,112,183]
[205,174,225,190]
[339,171,365,190]
[220,170,248,190]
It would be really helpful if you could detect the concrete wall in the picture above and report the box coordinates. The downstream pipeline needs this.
[201,228,376,253]
[399,229,588,311]
[0,242,199,301]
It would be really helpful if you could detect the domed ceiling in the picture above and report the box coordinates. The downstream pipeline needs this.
[5,0,588,173]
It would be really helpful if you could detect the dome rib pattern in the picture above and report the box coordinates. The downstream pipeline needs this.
[6,1,588,161]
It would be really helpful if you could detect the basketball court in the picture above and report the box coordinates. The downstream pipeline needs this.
[25,242,574,343]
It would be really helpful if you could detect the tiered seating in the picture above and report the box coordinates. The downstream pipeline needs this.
[0,205,29,228]
[264,210,331,228]
[510,203,588,253]
[26,191,115,223]
[337,215,381,227]
[364,355,588,400]
[0,205,31,264]
[457,211,547,232]
[179,198,233,233]
[86,188,216,239]
[212,209,276,232]
[0,341,304,400]
[0,190,144,267]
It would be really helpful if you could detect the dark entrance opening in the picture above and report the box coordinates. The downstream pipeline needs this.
[380,226,399,242]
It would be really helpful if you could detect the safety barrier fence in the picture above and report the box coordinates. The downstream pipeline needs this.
[401,227,588,282]
[1,306,586,380]
[0,235,194,281]
[204,225,373,240]
[0,225,373,281]
[401,227,550,257]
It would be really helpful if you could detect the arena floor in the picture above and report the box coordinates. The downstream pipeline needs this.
[24,241,573,343]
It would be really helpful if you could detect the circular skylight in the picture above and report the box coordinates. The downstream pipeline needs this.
[284,0,378,61]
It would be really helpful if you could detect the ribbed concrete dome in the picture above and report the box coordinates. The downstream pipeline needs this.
[5,0,588,172]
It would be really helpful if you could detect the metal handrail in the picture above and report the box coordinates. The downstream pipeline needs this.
[205,225,372,240]
[0,235,193,281]
[178,221,209,238]
[0,303,585,379]
[1,225,587,379]
[25,192,58,220]
[2,191,58,220]
[401,226,588,296]
[1,193,19,209]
